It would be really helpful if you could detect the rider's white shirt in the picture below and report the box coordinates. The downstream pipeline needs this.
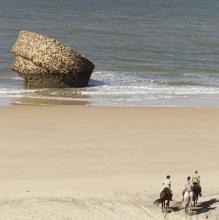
[185,180,193,191]
[163,179,171,189]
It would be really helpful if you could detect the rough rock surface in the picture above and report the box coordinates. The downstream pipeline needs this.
[11,31,95,88]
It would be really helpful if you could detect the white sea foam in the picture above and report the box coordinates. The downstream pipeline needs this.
[0,89,45,95]
[0,71,219,107]
[81,85,219,96]
[0,76,24,80]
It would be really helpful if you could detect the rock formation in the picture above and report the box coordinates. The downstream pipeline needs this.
[11,31,95,88]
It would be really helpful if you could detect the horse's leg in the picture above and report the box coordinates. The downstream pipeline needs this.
[166,200,170,211]
[194,195,197,206]
[195,195,198,205]
[193,195,196,206]
[184,193,187,213]
[189,194,193,215]
[162,200,166,212]
[184,203,188,213]
[189,202,192,215]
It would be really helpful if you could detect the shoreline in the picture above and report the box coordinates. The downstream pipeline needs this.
[1,87,219,108]
[1,97,219,108]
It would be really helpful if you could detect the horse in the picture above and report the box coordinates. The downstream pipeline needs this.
[193,183,200,206]
[183,190,193,215]
[154,188,171,212]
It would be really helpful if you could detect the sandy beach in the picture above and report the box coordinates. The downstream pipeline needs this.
[0,106,218,219]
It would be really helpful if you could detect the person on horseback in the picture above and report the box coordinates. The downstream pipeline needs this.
[192,170,202,196]
[183,176,193,199]
[185,176,193,190]
[183,176,194,213]
[163,175,173,201]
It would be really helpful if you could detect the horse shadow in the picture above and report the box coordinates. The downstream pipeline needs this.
[168,198,219,215]
[169,201,184,212]
[194,198,219,215]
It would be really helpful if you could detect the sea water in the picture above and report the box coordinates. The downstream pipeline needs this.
[0,0,219,106]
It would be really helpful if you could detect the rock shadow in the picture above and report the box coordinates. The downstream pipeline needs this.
[88,79,105,87]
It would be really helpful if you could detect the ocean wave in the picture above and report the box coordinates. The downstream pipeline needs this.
[0,70,219,107]
[81,85,219,96]
[0,76,24,81]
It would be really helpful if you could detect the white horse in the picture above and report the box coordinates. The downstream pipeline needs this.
[183,190,193,215]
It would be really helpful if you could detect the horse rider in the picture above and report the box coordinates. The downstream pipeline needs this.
[183,176,193,200]
[163,175,173,201]
[192,170,202,196]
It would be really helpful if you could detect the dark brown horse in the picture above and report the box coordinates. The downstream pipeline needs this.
[193,183,201,206]
[154,188,171,212]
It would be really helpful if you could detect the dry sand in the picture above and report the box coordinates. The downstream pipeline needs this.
[0,106,218,219]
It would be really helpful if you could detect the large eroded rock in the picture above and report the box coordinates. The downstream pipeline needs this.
[11,31,95,88]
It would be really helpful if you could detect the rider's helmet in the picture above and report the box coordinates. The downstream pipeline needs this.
[195,170,198,174]
[187,176,191,180]
[166,175,170,179]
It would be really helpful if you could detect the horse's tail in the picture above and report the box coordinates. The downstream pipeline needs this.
[153,198,162,206]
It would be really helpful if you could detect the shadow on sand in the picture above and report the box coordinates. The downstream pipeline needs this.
[194,198,219,215]
[168,198,219,215]
[169,201,183,212]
